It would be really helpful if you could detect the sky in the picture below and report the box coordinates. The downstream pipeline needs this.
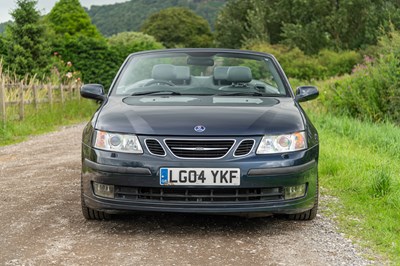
[0,0,129,23]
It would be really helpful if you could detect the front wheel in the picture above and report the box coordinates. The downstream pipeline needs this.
[287,202,318,220]
[81,178,111,220]
[288,176,319,221]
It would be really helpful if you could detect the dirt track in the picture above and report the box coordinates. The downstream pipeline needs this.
[0,124,376,265]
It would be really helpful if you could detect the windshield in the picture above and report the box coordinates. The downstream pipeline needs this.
[111,51,289,97]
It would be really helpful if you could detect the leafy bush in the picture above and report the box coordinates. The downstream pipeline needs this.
[108,32,164,65]
[317,30,400,123]
[248,43,361,80]
[58,36,120,89]
[317,49,361,77]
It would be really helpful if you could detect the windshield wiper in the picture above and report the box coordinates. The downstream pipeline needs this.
[215,92,265,96]
[131,90,181,96]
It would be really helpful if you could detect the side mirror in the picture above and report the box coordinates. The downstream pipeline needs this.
[80,84,106,101]
[295,86,319,102]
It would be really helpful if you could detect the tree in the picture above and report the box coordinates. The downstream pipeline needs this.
[324,0,400,50]
[46,0,118,88]
[273,0,332,54]
[108,32,163,64]
[216,0,400,54]
[47,0,101,38]
[215,0,269,49]
[141,7,213,48]
[5,0,49,76]
[0,35,6,58]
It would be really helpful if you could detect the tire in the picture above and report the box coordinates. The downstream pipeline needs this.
[287,176,319,221]
[287,202,318,220]
[81,177,111,221]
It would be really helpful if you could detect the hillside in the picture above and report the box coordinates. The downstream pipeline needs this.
[87,0,226,36]
[0,21,9,34]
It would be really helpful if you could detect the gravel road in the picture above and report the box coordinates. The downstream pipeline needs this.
[0,124,377,265]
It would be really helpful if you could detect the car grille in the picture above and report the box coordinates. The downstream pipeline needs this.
[165,139,234,158]
[145,139,165,156]
[234,140,255,156]
[115,186,284,202]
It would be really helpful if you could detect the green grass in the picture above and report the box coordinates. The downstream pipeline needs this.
[309,111,400,263]
[0,99,98,146]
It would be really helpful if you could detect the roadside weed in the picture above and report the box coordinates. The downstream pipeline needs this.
[371,168,392,198]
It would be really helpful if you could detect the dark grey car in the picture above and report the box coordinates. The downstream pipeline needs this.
[80,48,319,220]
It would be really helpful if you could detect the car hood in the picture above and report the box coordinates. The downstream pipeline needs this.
[95,96,305,136]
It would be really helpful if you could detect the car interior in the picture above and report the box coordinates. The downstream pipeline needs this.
[118,63,282,96]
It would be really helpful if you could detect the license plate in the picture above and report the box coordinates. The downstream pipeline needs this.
[160,168,240,186]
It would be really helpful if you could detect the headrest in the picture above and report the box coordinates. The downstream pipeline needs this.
[174,66,190,80]
[213,66,230,80]
[151,64,176,80]
[227,66,252,83]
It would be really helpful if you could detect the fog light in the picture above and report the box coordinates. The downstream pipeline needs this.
[93,182,115,198]
[285,184,306,200]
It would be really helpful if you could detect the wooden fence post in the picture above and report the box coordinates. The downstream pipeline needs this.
[33,84,38,110]
[0,79,6,124]
[48,82,53,108]
[69,82,73,100]
[19,81,24,121]
[77,81,81,102]
[60,83,64,104]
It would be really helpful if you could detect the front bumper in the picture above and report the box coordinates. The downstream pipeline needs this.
[81,143,318,215]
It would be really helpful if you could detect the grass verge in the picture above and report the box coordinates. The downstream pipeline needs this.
[0,99,98,146]
[310,111,400,263]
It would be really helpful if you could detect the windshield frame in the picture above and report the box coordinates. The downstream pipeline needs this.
[108,48,293,98]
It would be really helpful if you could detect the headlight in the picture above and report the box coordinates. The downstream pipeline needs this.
[94,130,143,154]
[256,132,306,154]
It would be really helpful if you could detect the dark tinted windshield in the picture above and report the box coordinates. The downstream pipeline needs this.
[112,51,289,97]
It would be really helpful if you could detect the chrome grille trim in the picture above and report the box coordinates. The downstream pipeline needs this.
[164,138,236,159]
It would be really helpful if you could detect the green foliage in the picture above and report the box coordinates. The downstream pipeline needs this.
[0,35,6,57]
[249,43,361,80]
[317,50,362,78]
[215,0,268,48]
[280,22,330,55]
[4,0,49,76]
[45,0,120,88]
[274,0,333,54]
[372,168,392,198]
[108,31,163,65]
[47,0,101,38]
[317,30,400,123]
[45,53,81,84]
[0,22,8,34]
[141,7,213,48]
[87,0,226,36]
[59,36,120,89]
[216,0,400,54]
